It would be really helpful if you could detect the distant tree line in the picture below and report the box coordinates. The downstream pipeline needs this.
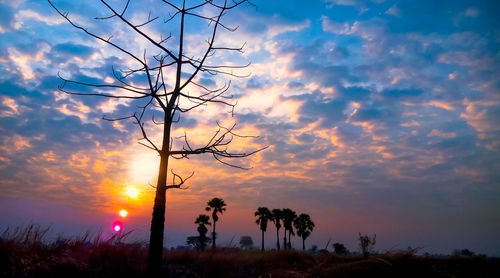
[255,207,314,251]
[185,198,381,257]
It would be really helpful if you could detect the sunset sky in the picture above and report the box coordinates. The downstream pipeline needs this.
[1,0,499,255]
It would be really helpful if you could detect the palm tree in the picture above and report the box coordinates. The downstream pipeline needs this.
[293,213,315,250]
[282,208,297,249]
[195,214,211,251]
[255,207,273,251]
[205,197,227,249]
[271,209,283,250]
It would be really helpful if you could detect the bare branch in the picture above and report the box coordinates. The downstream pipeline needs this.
[99,0,178,62]
[166,169,194,189]
[48,0,146,66]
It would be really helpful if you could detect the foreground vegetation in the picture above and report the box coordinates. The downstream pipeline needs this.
[1,226,499,278]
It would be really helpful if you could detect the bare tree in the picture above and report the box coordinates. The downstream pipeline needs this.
[48,0,263,273]
[358,233,376,258]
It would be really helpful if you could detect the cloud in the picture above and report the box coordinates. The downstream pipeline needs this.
[1,0,500,255]
[323,0,385,7]
[13,9,65,29]
[321,16,359,35]
[385,5,402,17]
[427,129,457,139]
[465,8,479,18]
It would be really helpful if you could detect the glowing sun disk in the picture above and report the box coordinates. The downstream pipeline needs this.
[126,187,139,199]
[119,209,128,217]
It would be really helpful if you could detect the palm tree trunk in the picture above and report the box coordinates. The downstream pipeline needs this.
[276,227,280,250]
[283,229,287,250]
[212,220,217,249]
[261,230,265,251]
[288,230,292,249]
[302,237,305,250]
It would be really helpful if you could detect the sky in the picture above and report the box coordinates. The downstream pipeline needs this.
[0,0,499,255]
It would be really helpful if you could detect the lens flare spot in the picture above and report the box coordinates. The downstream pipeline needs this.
[119,209,128,217]
[126,187,139,199]
[112,221,123,232]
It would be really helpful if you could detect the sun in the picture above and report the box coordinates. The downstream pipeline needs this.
[126,187,139,199]
[119,209,128,217]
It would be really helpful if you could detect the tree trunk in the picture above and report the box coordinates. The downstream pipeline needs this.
[147,153,169,272]
[283,230,287,250]
[276,227,280,251]
[212,220,217,249]
[147,111,172,273]
[261,230,265,251]
[288,230,292,249]
[302,237,305,250]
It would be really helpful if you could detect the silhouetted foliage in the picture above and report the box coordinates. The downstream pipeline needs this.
[194,214,211,251]
[271,209,283,251]
[206,197,227,249]
[48,0,263,272]
[453,249,476,257]
[281,208,297,249]
[293,214,315,250]
[186,236,199,250]
[255,207,273,251]
[2,225,500,278]
[239,236,254,251]
[308,244,318,253]
[359,233,376,258]
[333,243,349,255]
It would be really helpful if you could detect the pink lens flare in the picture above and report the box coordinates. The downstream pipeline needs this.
[112,221,123,232]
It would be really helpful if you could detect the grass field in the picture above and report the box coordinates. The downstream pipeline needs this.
[1,225,498,277]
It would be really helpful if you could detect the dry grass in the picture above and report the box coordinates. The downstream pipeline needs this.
[1,225,499,278]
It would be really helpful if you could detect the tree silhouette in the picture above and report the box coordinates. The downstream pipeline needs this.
[293,213,315,251]
[206,197,227,249]
[282,208,297,249]
[239,236,254,250]
[333,243,349,255]
[271,209,283,250]
[48,0,263,272]
[186,236,200,250]
[358,233,376,258]
[255,207,272,251]
[195,214,211,251]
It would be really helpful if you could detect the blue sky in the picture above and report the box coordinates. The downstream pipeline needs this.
[0,0,499,255]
